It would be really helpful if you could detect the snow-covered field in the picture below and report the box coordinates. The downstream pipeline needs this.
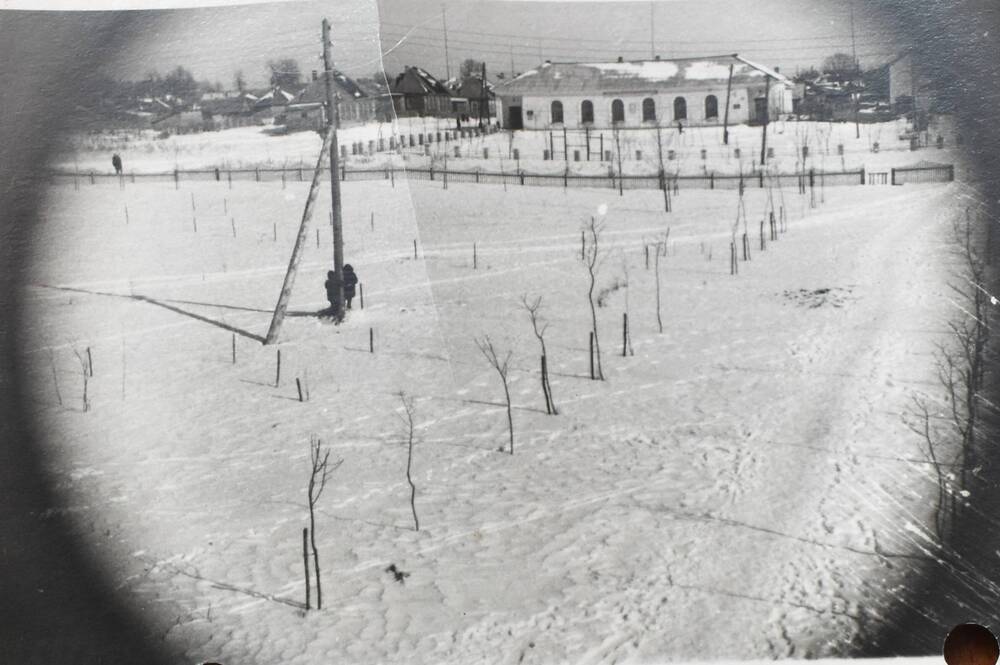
[56,116,960,179]
[20,165,961,663]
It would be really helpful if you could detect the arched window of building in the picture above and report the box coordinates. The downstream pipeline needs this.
[705,95,719,119]
[581,100,594,124]
[551,100,564,124]
[611,98,625,123]
[674,96,687,120]
[642,97,656,122]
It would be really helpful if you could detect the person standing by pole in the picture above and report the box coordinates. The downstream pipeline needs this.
[323,18,345,320]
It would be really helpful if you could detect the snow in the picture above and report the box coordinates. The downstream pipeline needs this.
[587,61,681,81]
[684,61,735,80]
[22,157,962,663]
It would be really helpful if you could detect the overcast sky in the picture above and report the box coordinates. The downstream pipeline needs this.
[98,0,902,89]
[105,0,382,89]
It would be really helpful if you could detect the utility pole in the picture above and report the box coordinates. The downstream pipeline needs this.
[850,0,860,139]
[480,61,488,127]
[264,18,343,343]
[759,73,771,166]
[722,61,734,145]
[442,5,451,81]
[649,1,655,59]
[323,18,345,319]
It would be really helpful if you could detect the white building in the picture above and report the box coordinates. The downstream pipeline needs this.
[495,54,793,130]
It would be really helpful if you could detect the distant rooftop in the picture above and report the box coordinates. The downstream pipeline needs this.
[498,55,793,95]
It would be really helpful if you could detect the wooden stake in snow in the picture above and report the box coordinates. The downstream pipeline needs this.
[275,349,281,387]
[370,211,374,231]
[231,218,236,238]
[369,328,374,353]
[86,347,93,377]
[359,283,364,310]
[413,239,418,260]
[192,215,198,233]
[231,333,236,364]
[302,527,311,610]
[622,313,629,357]
[760,220,766,251]
[296,378,305,402]
[473,242,478,269]
[589,331,595,380]
[273,222,277,242]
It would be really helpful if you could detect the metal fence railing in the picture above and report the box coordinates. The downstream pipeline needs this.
[47,163,953,192]
[891,164,955,185]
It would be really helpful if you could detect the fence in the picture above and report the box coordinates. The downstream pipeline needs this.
[49,164,883,192]
[891,164,955,185]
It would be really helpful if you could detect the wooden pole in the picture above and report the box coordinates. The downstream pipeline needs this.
[275,349,282,387]
[759,74,771,166]
[369,327,374,353]
[324,18,346,319]
[473,242,478,269]
[589,332,595,380]
[303,528,311,610]
[296,378,304,402]
[359,283,364,309]
[722,62,734,145]
[622,312,628,357]
[232,334,236,364]
[263,124,336,345]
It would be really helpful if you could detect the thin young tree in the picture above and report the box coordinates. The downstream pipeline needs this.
[476,336,515,454]
[521,295,557,414]
[620,257,635,355]
[654,235,667,334]
[72,346,90,412]
[583,216,606,380]
[655,121,671,212]
[397,392,420,531]
[307,436,342,610]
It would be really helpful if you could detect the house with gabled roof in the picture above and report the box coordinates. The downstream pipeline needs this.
[495,54,793,130]
[282,70,393,132]
[390,66,452,117]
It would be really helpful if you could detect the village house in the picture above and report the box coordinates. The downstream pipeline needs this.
[450,75,497,123]
[888,51,936,118]
[495,54,793,130]
[390,66,452,118]
[251,86,299,122]
[200,92,259,129]
[283,70,393,132]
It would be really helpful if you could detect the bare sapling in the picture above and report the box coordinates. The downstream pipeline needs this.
[582,216,606,380]
[47,348,63,407]
[521,295,557,414]
[72,346,90,412]
[904,395,951,543]
[476,336,515,454]
[397,392,420,530]
[306,436,343,610]
[655,237,666,334]
[621,259,635,355]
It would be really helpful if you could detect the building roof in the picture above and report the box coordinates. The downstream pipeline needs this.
[254,87,298,108]
[292,71,367,107]
[391,67,451,96]
[453,75,496,100]
[498,55,793,95]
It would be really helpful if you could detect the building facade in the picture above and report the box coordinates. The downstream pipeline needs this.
[496,55,793,130]
[390,67,452,118]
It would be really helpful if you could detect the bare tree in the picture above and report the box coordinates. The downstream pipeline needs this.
[904,395,951,543]
[620,259,635,356]
[654,235,667,334]
[521,295,557,414]
[397,392,420,531]
[476,336,515,454]
[583,216,606,380]
[307,436,342,610]
[655,121,671,212]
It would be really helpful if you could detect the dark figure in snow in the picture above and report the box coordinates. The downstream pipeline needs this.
[343,264,358,309]
[111,153,123,175]
[676,120,684,135]
[324,270,340,314]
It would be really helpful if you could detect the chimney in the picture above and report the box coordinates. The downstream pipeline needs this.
[617,56,624,63]
[774,66,780,73]
[311,70,318,81]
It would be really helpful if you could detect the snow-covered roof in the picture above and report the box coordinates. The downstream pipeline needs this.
[291,72,368,107]
[392,67,451,96]
[499,55,793,95]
